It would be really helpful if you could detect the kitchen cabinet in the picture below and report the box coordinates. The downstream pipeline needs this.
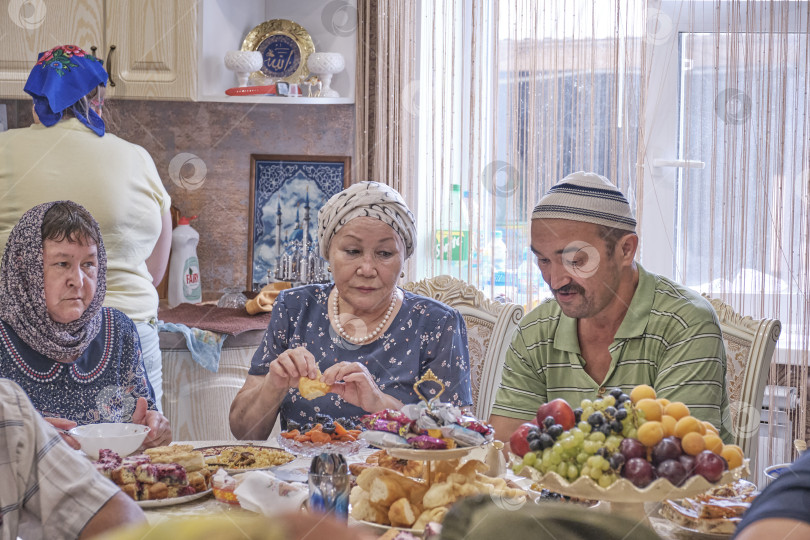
[0,0,355,104]
[0,0,197,100]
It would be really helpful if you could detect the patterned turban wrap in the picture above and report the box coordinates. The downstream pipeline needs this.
[0,201,107,361]
[24,45,108,136]
[318,181,417,260]
[531,171,637,232]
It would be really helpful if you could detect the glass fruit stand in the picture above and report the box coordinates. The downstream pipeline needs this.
[510,387,750,530]
[514,460,749,526]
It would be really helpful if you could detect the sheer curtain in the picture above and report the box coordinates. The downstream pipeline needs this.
[650,1,810,475]
[355,0,421,275]
[354,1,419,192]
[403,0,645,306]
[356,0,810,472]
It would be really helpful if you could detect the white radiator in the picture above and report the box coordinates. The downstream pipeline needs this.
[757,385,798,488]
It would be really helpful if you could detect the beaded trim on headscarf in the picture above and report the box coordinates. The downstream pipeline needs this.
[0,201,107,361]
[23,45,108,136]
[317,181,417,260]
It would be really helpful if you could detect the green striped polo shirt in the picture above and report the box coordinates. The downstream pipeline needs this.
[492,264,732,442]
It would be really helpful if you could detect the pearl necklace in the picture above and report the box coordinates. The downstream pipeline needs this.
[332,290,397,344]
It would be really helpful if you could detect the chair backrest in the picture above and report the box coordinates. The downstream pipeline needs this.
[402,275,524,420]
[702,294,781,469]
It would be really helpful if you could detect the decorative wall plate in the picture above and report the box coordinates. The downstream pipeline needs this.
[241,19,314,83]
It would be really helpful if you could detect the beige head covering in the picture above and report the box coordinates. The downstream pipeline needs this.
[318,181,416,260]
[531,171,636,232]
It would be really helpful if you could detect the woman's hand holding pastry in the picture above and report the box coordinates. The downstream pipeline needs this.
[265,346,319,392]
[324,361,403,413]
[44,416,81,450]
[132,396,172,447]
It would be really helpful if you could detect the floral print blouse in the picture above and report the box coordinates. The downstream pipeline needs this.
[0,308,156,424]
[249,284,472,428]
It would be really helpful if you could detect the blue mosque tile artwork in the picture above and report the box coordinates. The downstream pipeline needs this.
[250,157,348,288]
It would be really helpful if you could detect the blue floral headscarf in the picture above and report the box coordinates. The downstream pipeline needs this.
[23,45,108,136]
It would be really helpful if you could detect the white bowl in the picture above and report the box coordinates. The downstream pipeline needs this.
[764,462,791,481]
[68,423,150,459]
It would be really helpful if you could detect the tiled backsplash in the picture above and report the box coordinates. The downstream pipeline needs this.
[2,99,355,300]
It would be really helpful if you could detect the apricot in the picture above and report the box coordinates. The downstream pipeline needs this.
[664,402,690,420]
[636,398,664,422]
[703,433,724,454]
[637,421,664,447]
[630,384,656,403]
[681,432,706,456]
[674,416,703,439]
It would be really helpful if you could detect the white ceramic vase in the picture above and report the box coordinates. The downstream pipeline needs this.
[307,52,345,98]
[224,51,263,87]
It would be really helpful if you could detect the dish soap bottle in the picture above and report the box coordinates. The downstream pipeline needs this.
[168,215,202,307]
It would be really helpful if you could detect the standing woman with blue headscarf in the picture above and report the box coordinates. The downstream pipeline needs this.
[230,181,473,440]
[0,45,172,411]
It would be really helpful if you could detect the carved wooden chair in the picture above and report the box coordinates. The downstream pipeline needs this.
[703,294,781,471]
[403,275,524,420]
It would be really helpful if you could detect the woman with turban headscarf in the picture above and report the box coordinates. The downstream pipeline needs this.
[230,182,472,439]
[0,45,172,413]
[0,201,171,449]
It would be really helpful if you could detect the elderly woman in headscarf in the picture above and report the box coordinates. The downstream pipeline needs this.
[0,201,171,449]
[230,182,472,439]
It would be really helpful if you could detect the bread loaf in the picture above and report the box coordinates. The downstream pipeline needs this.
[388,497,418,527]
[350,487,390,525]
[369,476,408,506]
[356,467,410,491]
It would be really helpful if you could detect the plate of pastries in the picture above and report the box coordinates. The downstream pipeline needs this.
[350,457,526,532]
[659,479,759,537]
[93,444,212,507]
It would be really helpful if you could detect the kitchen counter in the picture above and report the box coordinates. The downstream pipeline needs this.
[160,314,268,441]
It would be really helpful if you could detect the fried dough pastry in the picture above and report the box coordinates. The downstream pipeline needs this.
[298,370,332,400]
[363,449,423,478]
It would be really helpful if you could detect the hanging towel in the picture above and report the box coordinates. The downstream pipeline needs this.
[158,321,226,372]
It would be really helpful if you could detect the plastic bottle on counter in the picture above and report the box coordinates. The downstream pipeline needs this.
[168,215,202,307]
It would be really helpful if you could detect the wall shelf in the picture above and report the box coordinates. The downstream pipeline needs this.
[197,95,354,105]
[198,0,356,104]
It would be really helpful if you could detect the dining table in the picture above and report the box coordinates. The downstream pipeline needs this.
[140,440,719,539]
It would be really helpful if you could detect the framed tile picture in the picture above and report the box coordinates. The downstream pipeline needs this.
[248,155,351,290]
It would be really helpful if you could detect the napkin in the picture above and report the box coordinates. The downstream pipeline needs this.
[234,470,308,516]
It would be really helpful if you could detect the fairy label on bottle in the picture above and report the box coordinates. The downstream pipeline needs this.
[182,256,201,302]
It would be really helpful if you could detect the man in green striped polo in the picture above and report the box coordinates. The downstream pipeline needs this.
[489,172,732,444]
